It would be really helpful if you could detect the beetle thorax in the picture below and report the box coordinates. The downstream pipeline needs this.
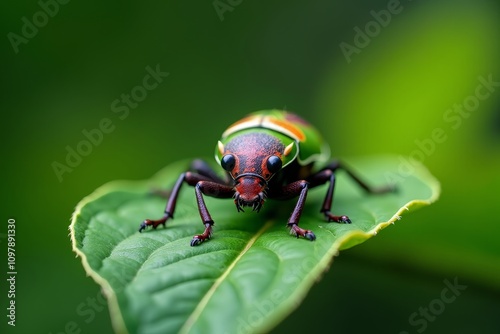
[224,132,284,177]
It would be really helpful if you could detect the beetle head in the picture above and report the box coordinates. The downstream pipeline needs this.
[221,153,283,212]
[218,132,287,212]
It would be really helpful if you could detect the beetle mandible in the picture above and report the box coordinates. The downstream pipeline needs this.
[139,110,393,246]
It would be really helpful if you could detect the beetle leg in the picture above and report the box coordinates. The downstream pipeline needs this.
[140,159,232,233]
[140,171,226,230]
[322,160,396,194]
[190,159,230,185]
[306,169,351,223]
[139,172,187,232]
[307,160,395,223]
[272,180,317,241]
[190,180,234,246]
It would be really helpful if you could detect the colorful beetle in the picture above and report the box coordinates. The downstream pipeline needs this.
[139,110,393,246]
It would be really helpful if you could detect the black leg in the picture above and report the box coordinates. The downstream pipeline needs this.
[190,159,229,185]
[147,159,225,199]
[317,161,395,194]
[306,169,351,223]
[190,180,234,246]
[269,180,317,241]
[139,172,188,232]
[307,160,395,223]
[287,181,317,241]
[139,159,235,247]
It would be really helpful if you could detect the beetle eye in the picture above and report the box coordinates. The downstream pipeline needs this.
[221,154,236,171]
[266,155,282,174]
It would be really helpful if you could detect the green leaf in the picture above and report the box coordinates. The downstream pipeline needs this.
[70,156,439,334]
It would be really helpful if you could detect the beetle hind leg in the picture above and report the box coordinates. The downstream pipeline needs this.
[308,160,395,225]
[139,172,187,233]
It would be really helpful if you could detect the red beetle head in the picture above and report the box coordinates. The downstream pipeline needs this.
[219,132,284,212]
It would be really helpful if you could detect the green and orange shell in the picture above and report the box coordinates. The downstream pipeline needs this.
[215,110,330,169]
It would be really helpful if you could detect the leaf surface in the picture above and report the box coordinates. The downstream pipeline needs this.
[70,156,439,334]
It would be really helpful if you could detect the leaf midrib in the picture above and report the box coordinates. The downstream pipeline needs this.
[178,219,275,333]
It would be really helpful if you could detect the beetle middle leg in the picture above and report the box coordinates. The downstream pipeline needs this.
[307,160,395,223]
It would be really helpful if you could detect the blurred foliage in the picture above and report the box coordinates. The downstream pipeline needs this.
[318,0,500,291]
[1,0,499,333]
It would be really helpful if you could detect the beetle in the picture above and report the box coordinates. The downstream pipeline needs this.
[139,110,393,246]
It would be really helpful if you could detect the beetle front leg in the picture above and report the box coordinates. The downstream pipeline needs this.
[275,180,317,241]
[190,180,234,246]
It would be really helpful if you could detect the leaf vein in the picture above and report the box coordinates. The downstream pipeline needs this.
[178,220,275,333]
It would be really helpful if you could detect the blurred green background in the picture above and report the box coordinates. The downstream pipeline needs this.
[2,0,500,333]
